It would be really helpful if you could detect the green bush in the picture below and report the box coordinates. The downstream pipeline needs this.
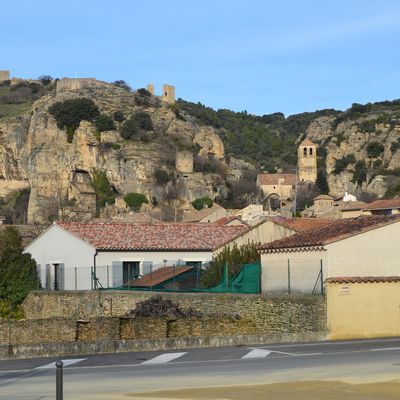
[192,197,213,211]
[48,98,100,143]
[367,142,384,158]
[154,169,170,185]
[124,193,149,210]
[95,114,116,132]
[201,242,260,288]
[390,140,400,153]
[137,88,152,97]
[0,226,39,313]
[92,170,115,208]
[120,112,153,140]
[352,161,367,185]
[112,80,131,91]
[135,111,153,130]
[334,154,356,174]
[113,110,125,122]
[316,169,329,194]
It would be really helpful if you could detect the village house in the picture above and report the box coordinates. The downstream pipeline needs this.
[24,216,332,292]
[341,198,400,218]
[183,204,227,223]
[258,215,400,294]
[25,221,248,291]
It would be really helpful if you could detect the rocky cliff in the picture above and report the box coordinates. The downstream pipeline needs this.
[304,101,400,198]
[0,78,399,224]
[0,78,242,223]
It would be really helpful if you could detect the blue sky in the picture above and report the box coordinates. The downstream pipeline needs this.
[2,0,400,115]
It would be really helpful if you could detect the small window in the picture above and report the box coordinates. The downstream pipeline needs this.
[303,148,307,157]
[309,147,313,156]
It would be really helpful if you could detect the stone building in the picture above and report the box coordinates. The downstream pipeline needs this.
[0,70,10,82]
[146,83,175,104]
[175,150,194,175]
[298,139,317,183]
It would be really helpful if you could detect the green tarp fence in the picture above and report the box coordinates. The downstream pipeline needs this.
[203,262,261,294]
[107,262,261,294]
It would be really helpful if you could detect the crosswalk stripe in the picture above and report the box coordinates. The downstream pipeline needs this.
[141,352,187,365]
[36,358,87,369]
[241,348,272,359]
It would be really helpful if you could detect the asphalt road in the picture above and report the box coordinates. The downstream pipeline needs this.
[1,337,400,399]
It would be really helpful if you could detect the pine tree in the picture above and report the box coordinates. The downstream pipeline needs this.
[316,169,330,194]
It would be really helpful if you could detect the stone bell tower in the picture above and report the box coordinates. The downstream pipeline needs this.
[298,139,317,182]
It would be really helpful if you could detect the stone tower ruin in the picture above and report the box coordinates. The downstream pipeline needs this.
[0,70,10,82]
[162,84,175,104]
[298,139,317,182]
[146,83,175,104]
[146,84,155,95]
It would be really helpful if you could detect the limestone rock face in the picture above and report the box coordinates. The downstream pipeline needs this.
[303,111,400,197]
[193,127,225,159]
[0,79,234,223]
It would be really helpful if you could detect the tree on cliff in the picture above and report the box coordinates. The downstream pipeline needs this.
[0,226,39,317]
[316,169,330,195]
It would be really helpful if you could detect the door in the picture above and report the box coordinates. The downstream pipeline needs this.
[123,261,140,286]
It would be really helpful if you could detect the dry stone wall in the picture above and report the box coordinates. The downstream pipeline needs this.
[23,290,326,334]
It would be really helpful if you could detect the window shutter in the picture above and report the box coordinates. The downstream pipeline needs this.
[59,264,65,290]
[45,264,51,290]
[112,261,123,287]
[142,261,153,276]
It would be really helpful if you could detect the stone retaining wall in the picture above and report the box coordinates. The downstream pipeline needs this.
[23,291,326,334]
[0,319,76,345]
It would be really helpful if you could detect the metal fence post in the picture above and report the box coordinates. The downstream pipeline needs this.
[320,259,324,295]
[56,360,63,400]
[287,259,291,294]
[74,267,77,290]
[107,265,110,288]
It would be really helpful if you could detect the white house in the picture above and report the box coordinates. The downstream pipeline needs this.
[259,215,400,294]
[25,221,248,291]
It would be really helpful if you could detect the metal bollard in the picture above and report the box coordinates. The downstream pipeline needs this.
[56,360,64,400]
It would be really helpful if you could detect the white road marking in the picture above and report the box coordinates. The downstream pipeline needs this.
[370,347,400,352]
[141,352,187,365]
[242,348,272,359]
[36,358,86,369]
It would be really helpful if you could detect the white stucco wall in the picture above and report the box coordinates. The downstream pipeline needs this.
[24,224,95,291]
[215,220,296,256]
[261,250,328,294]
[261,220,400,293]
[326,220,400,277]
[25,224,214,290]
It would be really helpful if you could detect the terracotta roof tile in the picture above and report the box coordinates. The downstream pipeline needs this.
[57,221,248,251]
[131,266,193,287]
[257,173,297,186]
[325,276,400,284]
[259,215,400,252]
[362,198,400,210]
[269,217,335,233]
[300,139,316,147]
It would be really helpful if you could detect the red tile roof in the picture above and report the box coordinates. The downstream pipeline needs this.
[57,221,248,251]
[259,215,400,252]
[362,198,400,210]
[300,139,316,147]
[257,173,296,186]
[326,276,400,284]
[270,217,335,233]
[130,266,193,287]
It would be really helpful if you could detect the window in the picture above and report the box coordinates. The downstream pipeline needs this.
[122,261,140,285]
[309,147,313,156]
[303,147,307,157]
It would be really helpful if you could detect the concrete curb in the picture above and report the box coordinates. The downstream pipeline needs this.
[0,331,328,360]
